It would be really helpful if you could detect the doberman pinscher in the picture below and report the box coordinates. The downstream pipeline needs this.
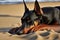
[8,0,60,35]
[8,0,39,35]
[8,0,44,35]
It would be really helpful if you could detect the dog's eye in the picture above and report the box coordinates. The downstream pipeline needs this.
[39,16,42,20]
[27,17,30,20]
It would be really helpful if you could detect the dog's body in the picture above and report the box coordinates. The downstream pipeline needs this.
[22,7,60,25]
[42,7,60,24]
[8,0,60,35]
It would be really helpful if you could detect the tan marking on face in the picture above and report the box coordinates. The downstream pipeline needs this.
[34,21,39,26]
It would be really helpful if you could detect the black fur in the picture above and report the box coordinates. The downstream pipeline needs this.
[42,7,60,24]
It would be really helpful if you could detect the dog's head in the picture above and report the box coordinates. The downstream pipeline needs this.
[8,0,49,35]
[21,0,43,25]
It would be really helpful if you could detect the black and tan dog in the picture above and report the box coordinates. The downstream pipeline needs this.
[8,0,60,35]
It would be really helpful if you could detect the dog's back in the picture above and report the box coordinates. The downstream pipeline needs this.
[55,6,60,10]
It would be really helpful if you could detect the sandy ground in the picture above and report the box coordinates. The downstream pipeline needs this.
[0,30,60,40]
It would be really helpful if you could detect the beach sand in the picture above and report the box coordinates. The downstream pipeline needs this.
[0,30,60,40]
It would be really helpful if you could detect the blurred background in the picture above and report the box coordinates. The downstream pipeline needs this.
[0,0,60,3]
[0,0,60,28]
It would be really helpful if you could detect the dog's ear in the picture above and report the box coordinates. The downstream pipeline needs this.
[23,0,29,12]
[34,0,43,15]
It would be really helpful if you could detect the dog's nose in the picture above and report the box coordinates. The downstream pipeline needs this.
[8,29,15,34]
[8,27,19,35]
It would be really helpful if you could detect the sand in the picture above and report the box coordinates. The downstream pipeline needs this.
[0,30,60,40]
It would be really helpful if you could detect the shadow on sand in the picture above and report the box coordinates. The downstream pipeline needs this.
[0,15,22,18]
